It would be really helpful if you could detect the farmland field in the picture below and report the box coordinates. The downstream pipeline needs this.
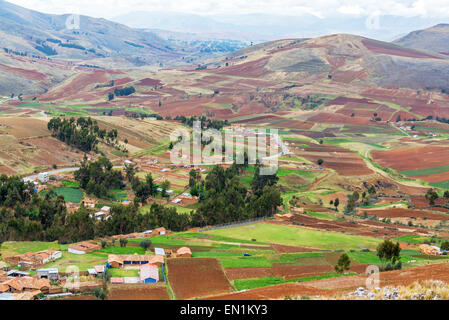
[166,258,233,299]
[204,223,382,250]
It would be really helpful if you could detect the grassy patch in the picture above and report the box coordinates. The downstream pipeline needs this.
[205,223,381,250]
[45,187,83,203]
[400,165,449,177]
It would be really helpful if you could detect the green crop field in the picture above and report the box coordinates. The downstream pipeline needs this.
[204,223,381,250]
[400,165,449,177]
[46,187,83,203]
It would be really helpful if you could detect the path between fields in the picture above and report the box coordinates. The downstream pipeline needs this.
[389,122,411,137]
[306,171,332,192]
[362,150,426,189]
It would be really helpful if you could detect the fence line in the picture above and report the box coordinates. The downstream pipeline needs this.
[198,217,269,232]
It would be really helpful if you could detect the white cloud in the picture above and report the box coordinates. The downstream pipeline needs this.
[6,0,449,19]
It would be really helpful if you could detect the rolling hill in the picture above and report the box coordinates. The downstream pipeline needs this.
[0,0,180,63]
[204,33,449,90]
[394,24,449,56]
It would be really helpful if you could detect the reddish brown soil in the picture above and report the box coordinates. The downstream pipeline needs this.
[225,268,274,281]
[107,284,170,300]
[371,145,449,182]
[0,63,46,81]
[210,57,270,78]
[362,39,442,59]
[271,244,321,253]
[137,78,162,87]
[358,208,448,221]
[167,258,233,299]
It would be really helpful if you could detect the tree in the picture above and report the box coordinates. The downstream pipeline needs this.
[124,163,137,182]
[444,191,449,199]
[376,239,401,268]
[317,159,324,166]
[440,241,449,251]
[334,253,351,273]
[119,238,128,247]
[108,92,114,101]
[161,180,171,198]
[94,287,107,300]
[140,239,152,251]
[425,188,439,206]
[101,240,107,248]
[334,198,339,210]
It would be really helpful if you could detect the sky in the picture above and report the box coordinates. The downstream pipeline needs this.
[7,0,449,20]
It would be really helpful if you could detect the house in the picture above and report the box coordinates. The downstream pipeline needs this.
[36,268,59,281]
[6,270,30,278]
[87,269,97,276]
[122,200,131,206]
[139,264,159,283]
[152,227,166,236]
[110,277,124,284]
[172,198,182,204]
[101,206,111,214]
[94,211,106,220]
[108,254,155,268]
[37,172,49,183]
[154,248,165,256]
[5,250,62,268]
[94,265,105,274]
[176,247,192,258]
[148,255,164,267]
[108,255,124,269]
[419,244,441,256]
[1,277,50,293]
[68,242,101,255]
[82,198,97,209]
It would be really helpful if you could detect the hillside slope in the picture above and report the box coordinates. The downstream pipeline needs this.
[394,24,449,56]
[204,34,449,90]
[0,0,179,63]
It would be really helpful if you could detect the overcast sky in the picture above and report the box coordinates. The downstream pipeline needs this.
[7,0,449,19]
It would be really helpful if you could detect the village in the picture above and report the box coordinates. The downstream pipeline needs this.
[0,225,196,300]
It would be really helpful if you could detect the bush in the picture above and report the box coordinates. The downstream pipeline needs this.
[139,239,152,251]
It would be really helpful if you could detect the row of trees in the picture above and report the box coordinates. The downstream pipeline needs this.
[48,117,119,152]
[190,163,282,227]
[173,115,229,130]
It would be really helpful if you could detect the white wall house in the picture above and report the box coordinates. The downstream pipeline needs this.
[37,172,49,183]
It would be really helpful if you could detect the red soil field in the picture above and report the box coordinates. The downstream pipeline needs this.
[358,208,448,221]
[0,63,46,81]
[272,264,334,280]
[307,112,371,125]
[107,284,170,300]
[225,268,274,281]
[40,71,109,101]
[203,282,344,300]
[362,39,442,59]
[136,78,162,87]
[210,57,270,78]
[299,144,373,176]
[371,145,449,176]
[271,244,321,253]
[166,258,233,299]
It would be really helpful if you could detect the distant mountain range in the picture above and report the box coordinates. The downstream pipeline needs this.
[112,11,448,43]
[2,0,449,95]
[0,0,247,65]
